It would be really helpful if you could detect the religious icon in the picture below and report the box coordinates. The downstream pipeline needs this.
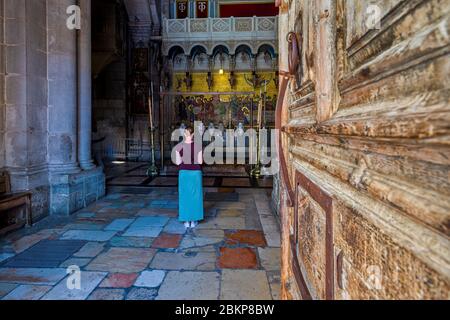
[133,48,148,72]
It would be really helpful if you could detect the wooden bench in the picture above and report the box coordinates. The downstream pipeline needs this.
[0,171,32,235]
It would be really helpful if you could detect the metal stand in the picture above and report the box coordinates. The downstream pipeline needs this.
[147,87,158,177]
[147,127,159,177]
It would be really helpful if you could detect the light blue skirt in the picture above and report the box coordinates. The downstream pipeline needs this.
[178,170,204,222]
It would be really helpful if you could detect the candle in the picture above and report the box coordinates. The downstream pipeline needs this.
[257,100,262,129]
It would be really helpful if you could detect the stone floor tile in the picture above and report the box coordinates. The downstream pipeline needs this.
[214,202,247,210]
[0,253,14,263]
[60,258,91,268]
[225,230,267,247]
[152,233,182,249]
[99,273,139,288]
[122,226,162,238]
[42,271,107,300]
[131,217,170,228]
[0,268,67,285]
[150,251,216,271]
[126,287,158,300]
[11,230,59,253]
[88,288,125,300]
[220,270,272,300]
[2,285,52,300]
[110,236,154,248]
[137,208,178,218]
[197,217,246,230]
[134,270,166,288]
[104,219,135,232]
[74,242,105,258]
[0,283,18,298]
[163,219,187,234]
[258,248,280,271]
[61,230,116,242]
[156,271,220,300]
[179,230,224,249]
[217,209,243,218]
[218,247,258,269]
[76,212,96,218]
[267,271,281,300]
[264,233,281,248]
[63,223,105,231]
[86,248,157,273]
[193,229,225,238]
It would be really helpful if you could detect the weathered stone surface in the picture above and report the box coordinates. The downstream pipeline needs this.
[60,258,91,268]
[61,230,116,242]
[163,219,188,234]
[0,268,67,285]
[99,273,139,288]
[74,242,105,258]
[88,288,125,300]
[122,217,168,238]
[258,248,280,271]
[152,233,182,249]
[11,230,61,253]
[126,287,158,300]
[0,253,14,263]
[42,271,107,300]
[104,219,135,231]
[267,271,281,300]
[179,231,224,249]
[110,236,154,248]
[156,271,220,300]
[220,270,271,300]
[2,285,52,300]
[134,270,166,288]
[86,248,157,273]
[122,226,162,238]
[150,251,216,271]
[218,247,258,269]
[0,283,18,299]
[197,217,246,230]
[225,230,267,247]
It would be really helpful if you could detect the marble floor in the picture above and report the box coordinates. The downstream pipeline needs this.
[0,188,281,300]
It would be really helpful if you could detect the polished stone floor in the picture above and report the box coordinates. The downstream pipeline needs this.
[0,188,281,300]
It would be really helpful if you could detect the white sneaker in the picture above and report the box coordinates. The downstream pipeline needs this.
[184,222,190,229]
[190,221,198,228]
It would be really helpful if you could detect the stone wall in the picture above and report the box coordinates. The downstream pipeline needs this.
[0,0,105,220]
[1,0,50,219]
[277,0,450,300]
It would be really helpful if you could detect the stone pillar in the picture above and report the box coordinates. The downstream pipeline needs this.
[47,0,80,175]
[3,0,50,219]
[77,0,95,170]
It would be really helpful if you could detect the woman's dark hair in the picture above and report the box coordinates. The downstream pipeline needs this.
[185,126,194,135]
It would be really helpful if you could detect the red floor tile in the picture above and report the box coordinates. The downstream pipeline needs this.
[99,273,139,288]
[225,230,267,247]
[218,247,258,269]
[152,233,182,249]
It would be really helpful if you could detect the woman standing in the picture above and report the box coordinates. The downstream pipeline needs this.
[175,126,204,229]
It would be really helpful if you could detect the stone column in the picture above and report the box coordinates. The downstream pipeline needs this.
[78,0,95,170]
[48,0,80,175]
